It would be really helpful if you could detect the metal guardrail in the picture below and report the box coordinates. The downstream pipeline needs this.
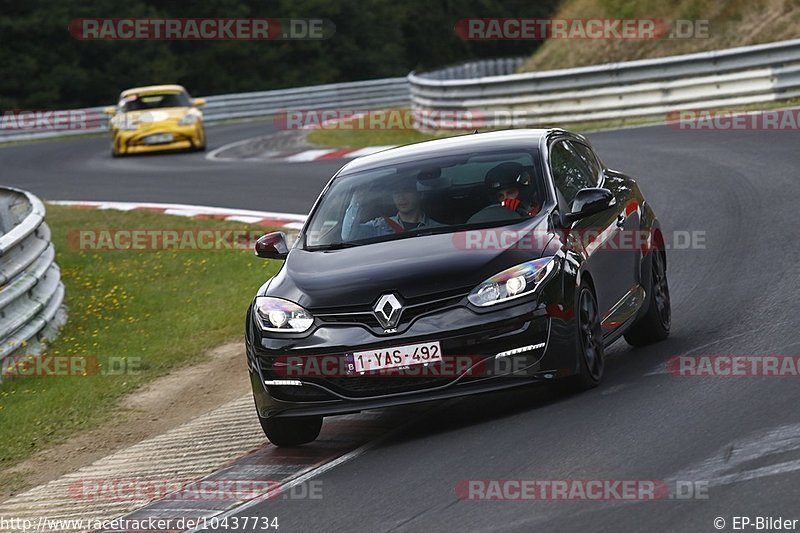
[415,57,526,80]
[408,39,800,128]
[0,77,410,143]
[0,188,67,370]
[4,39,800,141]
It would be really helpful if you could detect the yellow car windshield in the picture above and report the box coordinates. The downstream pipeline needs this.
[120,92,191,112]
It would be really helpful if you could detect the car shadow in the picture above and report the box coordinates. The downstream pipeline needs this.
[368,336,680,447]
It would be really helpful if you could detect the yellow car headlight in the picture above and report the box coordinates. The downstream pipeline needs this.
[178,113,198,126]
[112,116,138,131]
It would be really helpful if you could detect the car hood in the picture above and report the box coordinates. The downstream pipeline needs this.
[118,107,192,123]
[265,216,554,309]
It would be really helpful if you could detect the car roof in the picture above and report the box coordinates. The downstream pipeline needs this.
[338,128,575,174]
[120,84,187,97]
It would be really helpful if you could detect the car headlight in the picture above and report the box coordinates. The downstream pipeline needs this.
[112,117,138,130]
[178,113,198,125]
[254,297,314,332]
[468,257,558,307]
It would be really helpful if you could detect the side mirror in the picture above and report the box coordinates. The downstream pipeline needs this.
[255,232,289,260]
[193,98,206,107]
[563,188,616,225]
[103,106,117,116]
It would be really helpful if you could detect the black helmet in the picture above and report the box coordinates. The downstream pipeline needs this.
[484,162,530,192]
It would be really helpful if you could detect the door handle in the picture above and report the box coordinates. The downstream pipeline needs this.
[616,214,626,227]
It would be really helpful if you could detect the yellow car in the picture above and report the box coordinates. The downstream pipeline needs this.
[104,85,206,157]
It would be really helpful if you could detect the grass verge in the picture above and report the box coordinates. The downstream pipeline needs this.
[306,125,456,148]
[0,205,280,469]
[306,99,800,148]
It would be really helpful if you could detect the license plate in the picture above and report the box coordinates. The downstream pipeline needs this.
[347,341,442,374]
[143,133,173,144]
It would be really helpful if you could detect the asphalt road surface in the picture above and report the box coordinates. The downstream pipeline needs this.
[0,120,343,214]
[3,121,799,532]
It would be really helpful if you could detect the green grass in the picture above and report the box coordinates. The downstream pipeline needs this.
[306,124,460,148]
[0,206,281,467]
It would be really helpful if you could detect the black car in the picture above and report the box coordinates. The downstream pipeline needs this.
[246,129,670,446]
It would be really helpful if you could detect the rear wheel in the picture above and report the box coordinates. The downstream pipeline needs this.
[624,251,670,346]
[258,414,322,447]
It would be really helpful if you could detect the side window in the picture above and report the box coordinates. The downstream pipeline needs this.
[549,140,594,206]
[570,142,602,186]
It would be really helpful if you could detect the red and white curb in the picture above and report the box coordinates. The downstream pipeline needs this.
[47,201,307,231]
[281,145,395,162]
[206,140,395,163]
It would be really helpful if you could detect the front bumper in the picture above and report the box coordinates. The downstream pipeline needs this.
[247,298,579,419]
[112,124,202,154]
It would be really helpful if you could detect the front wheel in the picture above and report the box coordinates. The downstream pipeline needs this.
[560,282,604,392]
[624,250,670,346]
[258,414,322,447]
[193,127,207,152]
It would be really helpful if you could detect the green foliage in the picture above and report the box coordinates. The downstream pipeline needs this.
[0,0,558,108]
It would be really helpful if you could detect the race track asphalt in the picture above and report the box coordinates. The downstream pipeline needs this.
[3,120,798,532]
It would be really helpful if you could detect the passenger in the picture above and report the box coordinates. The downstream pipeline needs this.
[484,162,541,217]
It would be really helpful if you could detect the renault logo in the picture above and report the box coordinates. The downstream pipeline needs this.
[374,293,403,329]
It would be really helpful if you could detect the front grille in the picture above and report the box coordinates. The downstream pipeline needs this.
[317,313,381,327]
[315,289,469,331]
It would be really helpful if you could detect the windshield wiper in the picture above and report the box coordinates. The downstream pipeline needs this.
[412,227,454,237]
[308,241,360,251]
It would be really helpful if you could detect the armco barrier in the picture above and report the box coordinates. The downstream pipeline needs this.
[408,39,800,128]
[0,77,410,143]
[0,188,67,369]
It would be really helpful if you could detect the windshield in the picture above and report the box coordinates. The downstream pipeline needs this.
[119,92,191,112]
[305,150,546,249]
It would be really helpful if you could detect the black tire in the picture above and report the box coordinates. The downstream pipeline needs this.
[624,250,670,346]
[194,128,207,151]
[258,414,322,447]
[560,282,605,392]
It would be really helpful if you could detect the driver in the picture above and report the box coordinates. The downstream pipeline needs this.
[484,162,541,217]
[342,173,442,240]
